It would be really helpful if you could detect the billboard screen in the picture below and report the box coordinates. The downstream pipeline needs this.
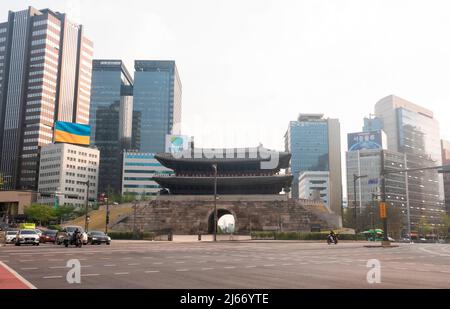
[348,130,383,151]
[165,135,192,154]
[54,121,90,146]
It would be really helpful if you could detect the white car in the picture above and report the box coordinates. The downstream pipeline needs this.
[6,230,18,244]
[15,229,40,246]
[34,229,43,237]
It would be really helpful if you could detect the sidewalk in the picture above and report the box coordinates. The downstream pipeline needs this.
[0,261,36,289]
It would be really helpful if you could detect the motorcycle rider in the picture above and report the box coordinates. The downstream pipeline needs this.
[72,228,81,245]
[328,230,338,244]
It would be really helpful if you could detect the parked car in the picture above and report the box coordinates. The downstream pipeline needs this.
[56,226,88,245]
[40,230,57,243]
[87,231,111,245]
[15,229,40,246]
[6,230,18,244]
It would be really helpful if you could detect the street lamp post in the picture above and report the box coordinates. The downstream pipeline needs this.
[133,200,138,240]
[212,163,218,242]
[105,196,109,234]
[353,174,368,240]
[84,180,90,232]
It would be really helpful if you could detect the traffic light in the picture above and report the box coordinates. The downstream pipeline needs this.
[438,166,450,173]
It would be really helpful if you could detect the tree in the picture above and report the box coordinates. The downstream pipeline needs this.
[24,204,56,226]
[417,217,432,236]
[437,214,450,239]
[54,205,76,224]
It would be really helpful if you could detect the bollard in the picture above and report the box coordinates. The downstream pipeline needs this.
[168,232,173,241]
[198,234,202,241]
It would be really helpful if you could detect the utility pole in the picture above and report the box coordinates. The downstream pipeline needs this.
[353,174,368,240]
[133,200,138,239]
[212,163,218,242]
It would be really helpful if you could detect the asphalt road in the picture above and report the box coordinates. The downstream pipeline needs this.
[1,240,450,288]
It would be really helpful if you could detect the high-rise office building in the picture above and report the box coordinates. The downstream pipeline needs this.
[375,95,442,164]
[284,114,342,217]
[133,60,182,153]
[442,140,450,214]
[90,60,133,194]
[0,7,93,190]
[351,95,445,232]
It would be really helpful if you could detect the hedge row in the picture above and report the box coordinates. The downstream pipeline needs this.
[251,231,366,241]
[108,231,155,240]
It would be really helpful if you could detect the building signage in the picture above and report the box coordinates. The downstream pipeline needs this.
[379,202,387,219]
[348,130,383,151]
[165,135,192,154]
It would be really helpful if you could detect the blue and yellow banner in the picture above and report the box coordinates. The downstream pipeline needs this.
[54,121,90,146]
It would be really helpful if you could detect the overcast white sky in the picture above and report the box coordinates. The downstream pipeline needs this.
[2,1,450,196]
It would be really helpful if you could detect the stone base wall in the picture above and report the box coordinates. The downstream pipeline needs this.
[112,196,338,234]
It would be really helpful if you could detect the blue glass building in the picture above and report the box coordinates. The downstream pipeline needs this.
[285,114,342,217]
[89,60,134,194]
[133,61,182,153]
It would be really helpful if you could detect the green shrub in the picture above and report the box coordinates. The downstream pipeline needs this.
[47,224,62,231]
[251,231,366,241]
[108,231,155,240]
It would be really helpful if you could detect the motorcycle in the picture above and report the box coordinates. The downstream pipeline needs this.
[327,234,338,245]
[64,232,83,248]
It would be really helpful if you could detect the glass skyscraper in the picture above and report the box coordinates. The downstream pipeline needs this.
[372,95,445,230]
[285,114,342,217]
[0,7,93,190]
[133,60,182,153]
[90,60,133,194]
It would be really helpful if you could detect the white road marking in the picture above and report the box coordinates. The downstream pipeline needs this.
[21,267,38,270]
[145,270,160,273]
[127,263,140,266]
[49,266,67,269]
[224,266,236,269]
[19,260,33,262]
[282,263,293,266]
[153,262,163,265]
[114,272,129,275]
[81,274,100,277]
[175,261,185,264]
[264,264,275,267]
[201,268,214,271]
[176,269,190,272]
[419,247,450,257]
[245,265,257,268]
[104,264,116,267]
[43,275,63,279]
